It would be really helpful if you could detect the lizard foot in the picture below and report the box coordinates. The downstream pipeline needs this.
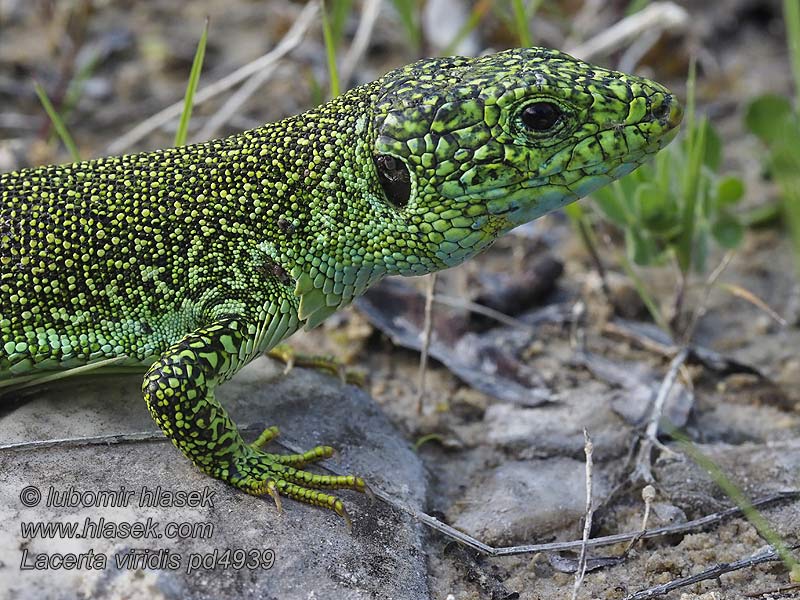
[230,426,367,527]
[267,344,365,387]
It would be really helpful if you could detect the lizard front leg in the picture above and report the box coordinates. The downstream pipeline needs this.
[141,317,365,521]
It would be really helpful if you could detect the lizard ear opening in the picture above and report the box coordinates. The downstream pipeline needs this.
[374,154,411,208]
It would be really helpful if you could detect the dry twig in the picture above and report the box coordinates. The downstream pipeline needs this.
[2,432,797,557]
[195,62,280,142]
[572,429,595,600]
[567,2,688,60]
[631,347,689,484]
[622,545,794,600]
[416,273,437,415]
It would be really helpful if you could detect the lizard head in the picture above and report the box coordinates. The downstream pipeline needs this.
[369,47,683,270]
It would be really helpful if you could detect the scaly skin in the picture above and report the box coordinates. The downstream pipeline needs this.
[0,48,682,519]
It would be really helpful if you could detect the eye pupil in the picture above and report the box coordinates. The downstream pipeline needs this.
[521,102,561,131]
[374,154,411,207]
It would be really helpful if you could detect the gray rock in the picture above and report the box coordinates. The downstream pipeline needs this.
[655,440,800,520]
[481,379,630,458]
[449,458,610,545]
[576,351,693,430]
[0,357,429,600]
[650,502,688,527]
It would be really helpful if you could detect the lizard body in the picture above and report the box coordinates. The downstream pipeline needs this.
[0,48,682,518]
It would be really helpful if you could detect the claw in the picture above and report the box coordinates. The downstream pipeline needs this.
[335,501,353,533]
[266,480,283,513]
[363,483,375,504]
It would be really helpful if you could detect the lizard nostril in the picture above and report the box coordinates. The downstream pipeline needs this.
[653,98,671,122]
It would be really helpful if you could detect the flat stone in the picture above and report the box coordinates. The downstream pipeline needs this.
[449,458,610,545]
[0,357,429,599]
[480,379,630,458]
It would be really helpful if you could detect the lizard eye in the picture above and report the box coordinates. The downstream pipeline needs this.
[521,102,562,131]
[374,154,411,208]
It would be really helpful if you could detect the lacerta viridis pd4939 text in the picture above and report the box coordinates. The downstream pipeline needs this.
[0,48,682,520]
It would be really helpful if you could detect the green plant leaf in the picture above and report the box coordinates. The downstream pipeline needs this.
[715,175,745,206]
[635,182,679,233]
[692,224,709,273]
[625,227,658,266]
[770,136,800,174]
[592,185,630,226]
[745,94,795,143]
[701,120,722,170]
[711,213,744,248]
[676,115,706,274]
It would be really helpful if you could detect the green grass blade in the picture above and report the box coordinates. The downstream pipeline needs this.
[321,0,341,98]
[677,59,702,273]
[34,81,81,163]
[625,0,650,15]
[785,0,800,104]
[388,0,422,52]
[174,18,209,147]
[617,250,670,332]
[668,427,799,574]
[511,0,532,47]
[685,56,697,138]
[775,164,800,273]
[329,0,354,46]
[63,49,101,120]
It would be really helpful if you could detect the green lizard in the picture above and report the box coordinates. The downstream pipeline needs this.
[0,48,682,521]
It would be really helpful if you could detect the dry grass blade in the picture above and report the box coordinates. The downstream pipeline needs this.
[631,348,689,484]
[567,2,689,60]
[195,63,279,141]
[682,250,735,343]
[107,2,318,154]
[719,282,788,327]
[339,0,382,89]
